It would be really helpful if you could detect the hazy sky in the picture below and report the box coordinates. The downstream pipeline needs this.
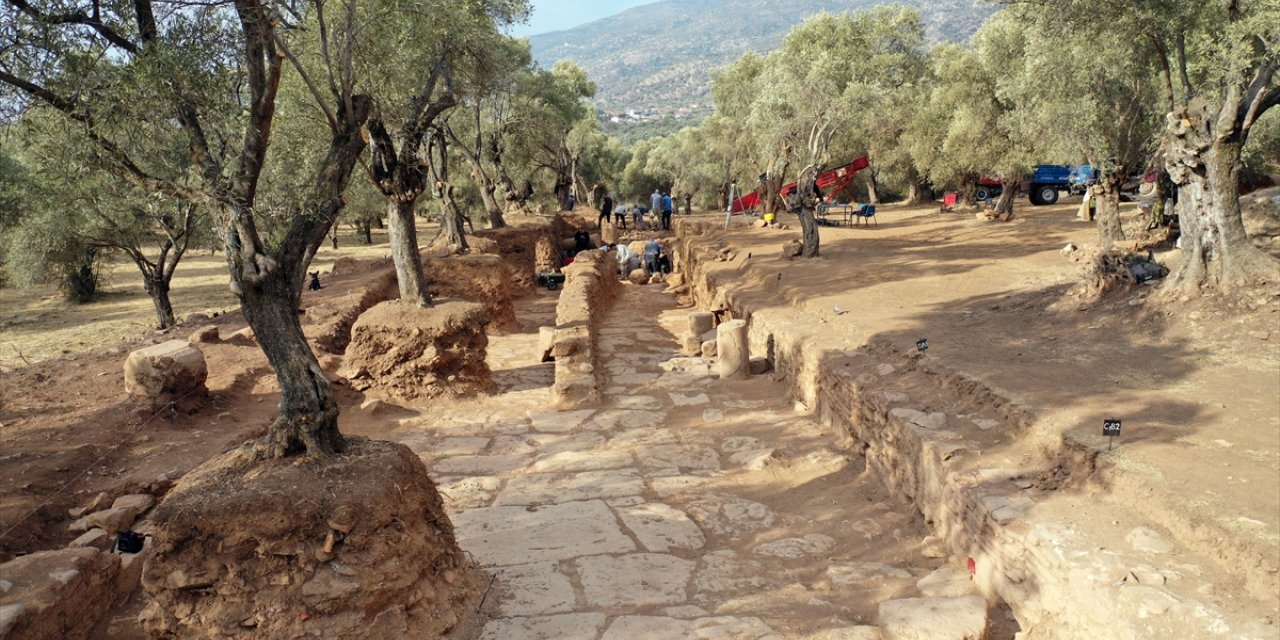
[507,0,655,37]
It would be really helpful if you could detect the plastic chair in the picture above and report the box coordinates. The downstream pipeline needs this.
[855,204,877,226]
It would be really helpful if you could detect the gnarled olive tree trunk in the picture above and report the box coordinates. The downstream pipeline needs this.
[1165,102,1276,292]
[791,165,822,258]
[1094,172,1126,247]
[992,177,1018,219]
[229,97,372,458]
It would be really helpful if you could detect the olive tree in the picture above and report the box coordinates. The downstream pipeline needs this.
[1,0,373,457]
[1039,0,1279,290]
[745,7,929,256]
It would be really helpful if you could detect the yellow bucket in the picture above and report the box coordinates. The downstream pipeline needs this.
[762,212,776,223]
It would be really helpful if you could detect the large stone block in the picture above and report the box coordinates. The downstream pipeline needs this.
[123,340,208,404]
[878,595,988,640]
[0,548,122,640]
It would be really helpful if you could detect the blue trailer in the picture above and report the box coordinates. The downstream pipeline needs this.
[1027,164,1096,205]
[973,164,1097,205]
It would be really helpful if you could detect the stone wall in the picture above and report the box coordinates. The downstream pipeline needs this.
[670,223,1265,639]
[550,250,621,408]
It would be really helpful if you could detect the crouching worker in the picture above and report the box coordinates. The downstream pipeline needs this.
[643,238,662,274]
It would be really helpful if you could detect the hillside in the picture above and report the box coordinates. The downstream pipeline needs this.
[529,0,995,116]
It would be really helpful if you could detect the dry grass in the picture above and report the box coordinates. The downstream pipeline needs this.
[0,226,396,371]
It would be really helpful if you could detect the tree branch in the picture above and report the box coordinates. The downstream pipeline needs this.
[398,53,457,164]
[273,30,339,132]
[0,70,211,202]
[6,0,138,53]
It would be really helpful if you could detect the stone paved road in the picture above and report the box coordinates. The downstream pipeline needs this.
[405,285,946,640]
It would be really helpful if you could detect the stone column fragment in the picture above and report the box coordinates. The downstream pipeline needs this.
[717,319,749,380]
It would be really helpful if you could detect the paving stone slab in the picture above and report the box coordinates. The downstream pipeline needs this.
[602,616,780,640]
[489,435,537,456]
[636,444,721,472]
[686,494,778,538]
[435,476,502,509]
[752,534,836,559]
[611,428,681,447]
[527,409,596,434]
[694,550,768,595]
[650,475,714,498]
[430,437,491,457]
[720,437,763,453]
[430,454,531,476]
[495,469,645,506]
[728,449,774,470]
[829,628,883,640]
[653,371,713,388]
[670,392,711,406]
[433,417,530,436]
[529,448,635,473]
[663,605,711,619]
[452,500,635,566]
[614,373,662,386]
[617,503,706,552]
[614,395,664,410]
[878,596,987,640]
[494,563,577,616]
[479,613,607,640]
[594,409,666,430]
[576,553,695,608]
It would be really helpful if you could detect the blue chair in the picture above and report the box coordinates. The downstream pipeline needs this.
[855,204,877,226]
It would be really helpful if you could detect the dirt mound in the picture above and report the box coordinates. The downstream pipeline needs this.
[141,437,478,640]
[304,268,399,354]
[421,253,520,331]
[339,300,494,401]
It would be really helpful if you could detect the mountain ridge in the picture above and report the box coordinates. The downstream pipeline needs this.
[528,0,995,115]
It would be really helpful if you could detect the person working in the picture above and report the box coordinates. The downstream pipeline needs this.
[597,190,613,229]
[643,238,662,274]
[661,192,673,230]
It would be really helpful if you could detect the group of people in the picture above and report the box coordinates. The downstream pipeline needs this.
[602,238,670,279]
[595,187,688,232]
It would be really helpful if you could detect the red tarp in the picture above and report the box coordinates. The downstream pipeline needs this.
[730,156,870,213]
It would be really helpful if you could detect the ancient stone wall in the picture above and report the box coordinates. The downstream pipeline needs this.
[550,250,621,407]
[671,223,1259,640]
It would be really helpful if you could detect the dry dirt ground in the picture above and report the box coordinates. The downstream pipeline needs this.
[0,200,1276,637]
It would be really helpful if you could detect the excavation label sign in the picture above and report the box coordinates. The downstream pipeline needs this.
[1103,419,1122,436]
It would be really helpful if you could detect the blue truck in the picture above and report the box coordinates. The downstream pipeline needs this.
[974,164,1097,205]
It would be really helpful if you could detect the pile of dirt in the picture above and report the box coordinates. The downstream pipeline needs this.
[339,300,494,401]
[141,437,479,640]
[421,253,520,332]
